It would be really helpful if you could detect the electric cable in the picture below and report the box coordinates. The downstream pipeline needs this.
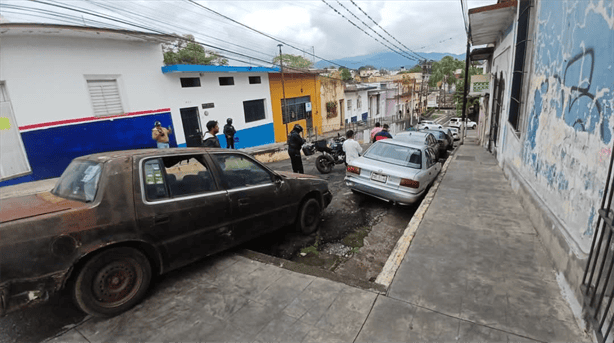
[321,0,418,62]
[185,0,347,69]
[348,0,425,61]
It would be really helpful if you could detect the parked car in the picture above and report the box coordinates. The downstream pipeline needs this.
[417,120,443,130]
[424,129,454,151]
[395,131,440,159]
[345,139,441,205]
[449,118,477,129]
[446,127,460,141]
[0,148,332,317]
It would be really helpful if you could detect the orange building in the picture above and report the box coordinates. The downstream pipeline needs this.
[268,71,323,143]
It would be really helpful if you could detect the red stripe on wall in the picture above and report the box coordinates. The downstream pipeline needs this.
[19,108,172,131]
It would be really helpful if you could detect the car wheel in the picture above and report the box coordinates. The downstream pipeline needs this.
[73,247,152,317]
[296,198,322,235]
[315,155,334,174]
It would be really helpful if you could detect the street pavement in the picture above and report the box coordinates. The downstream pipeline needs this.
[5,130,590,342]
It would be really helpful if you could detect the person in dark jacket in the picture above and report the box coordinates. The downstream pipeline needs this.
[287,124,306,174]
[223,118,236,149]
[373,124,393,141]
[203,120,221,148]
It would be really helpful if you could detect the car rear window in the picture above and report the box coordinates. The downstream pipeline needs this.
[52,161,102,202]
[363,142,422,169]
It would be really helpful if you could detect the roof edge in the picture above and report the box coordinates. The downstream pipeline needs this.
[468,0,517,15]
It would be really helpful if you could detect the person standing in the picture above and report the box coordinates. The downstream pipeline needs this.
[203,120,221,148]
[373,124,393,141]
[370,122,382,143]
[223,118,236,149]
[287,124,306,174]
[152,121,172,149]
[342,130,362,165]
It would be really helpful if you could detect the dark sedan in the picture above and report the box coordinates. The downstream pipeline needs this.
[0,148,332,317]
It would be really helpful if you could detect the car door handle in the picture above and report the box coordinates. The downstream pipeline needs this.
[154,215,170,225]
[238,198,249,206]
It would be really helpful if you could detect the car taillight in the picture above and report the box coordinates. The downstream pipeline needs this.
[400,178,419,188]
[347,166,361,175]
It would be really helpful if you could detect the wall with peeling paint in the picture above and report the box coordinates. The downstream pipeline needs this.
[499,0,614,256]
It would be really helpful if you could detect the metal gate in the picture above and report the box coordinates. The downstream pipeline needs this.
[582,146,614,342]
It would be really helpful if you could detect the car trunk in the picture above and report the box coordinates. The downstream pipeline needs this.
[349,159,421,192]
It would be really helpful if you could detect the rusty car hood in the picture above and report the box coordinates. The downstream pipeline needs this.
[0,192,88,223]
[276,171,320,179]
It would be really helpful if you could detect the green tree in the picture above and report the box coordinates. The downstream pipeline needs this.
[163,34,228,66]
[453,66,483,116]
[358,65,376,71]
[408,65,422,73]
[272,54,313,69]
[428,56,464,105]
[339,67,352,81]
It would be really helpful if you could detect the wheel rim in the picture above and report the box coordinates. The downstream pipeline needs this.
[93,259,143,308]
[304,202,319,227]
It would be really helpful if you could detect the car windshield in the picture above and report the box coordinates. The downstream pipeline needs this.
[52,160,102,202]
[363,142,422,169]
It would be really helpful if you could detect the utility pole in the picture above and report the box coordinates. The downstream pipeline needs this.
[278,44,289,137]
[460,39,471,145]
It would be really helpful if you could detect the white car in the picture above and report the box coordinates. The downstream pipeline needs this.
[417,120,443,130]
[449,118,477,129]
[345,139,441,205]
[445,127,460,141]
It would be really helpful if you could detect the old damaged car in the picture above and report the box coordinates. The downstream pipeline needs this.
[0,148,331,317]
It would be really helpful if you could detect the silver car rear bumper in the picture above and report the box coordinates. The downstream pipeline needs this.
[345,176,425,205]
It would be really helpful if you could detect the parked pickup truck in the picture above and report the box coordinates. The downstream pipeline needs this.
[0,148,332,317]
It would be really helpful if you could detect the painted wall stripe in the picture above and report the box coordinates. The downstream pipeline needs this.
[19,108,171,132]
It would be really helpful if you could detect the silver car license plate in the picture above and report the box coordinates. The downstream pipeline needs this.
[371,172,387,183]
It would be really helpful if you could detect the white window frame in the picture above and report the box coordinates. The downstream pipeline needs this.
[357,96,362,110]
[85,75,125,117]
[347,99,352,111]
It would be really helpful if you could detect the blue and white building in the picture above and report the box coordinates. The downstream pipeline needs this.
[0,23,277,186]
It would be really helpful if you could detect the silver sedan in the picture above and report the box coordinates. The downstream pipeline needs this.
[344,139,441,205]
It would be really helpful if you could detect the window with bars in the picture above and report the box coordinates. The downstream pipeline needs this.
[248,76,261,84]
[281,96,310,124]
[219,77,235,86]
[87,79,123,117]
[347,99,352,111]
[508,0,532,132]
[243,99,266,123]
[357,96,362,109]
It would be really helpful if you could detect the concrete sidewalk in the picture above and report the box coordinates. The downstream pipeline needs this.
[356,136,589,342]
[42,134,589,342]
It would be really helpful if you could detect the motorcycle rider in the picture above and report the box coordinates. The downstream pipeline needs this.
[287,124,306,174]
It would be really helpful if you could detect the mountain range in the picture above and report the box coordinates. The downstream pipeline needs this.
[314,51,465,70]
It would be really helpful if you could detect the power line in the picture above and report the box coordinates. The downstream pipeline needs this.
[9,1,351,83]
[334,0,418,61]
[321,0,418,62]
[348,0,425,61]
[86,0,277,61]
[185,0,347,69]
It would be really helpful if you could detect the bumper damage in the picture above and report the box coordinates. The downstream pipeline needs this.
[0,270,69,317]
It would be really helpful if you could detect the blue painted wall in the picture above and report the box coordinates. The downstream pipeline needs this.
[1,112,176,187]
[507,0,614,252]
[176,122,275,149]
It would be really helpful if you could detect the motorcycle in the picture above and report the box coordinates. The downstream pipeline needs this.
[302,134,346,174]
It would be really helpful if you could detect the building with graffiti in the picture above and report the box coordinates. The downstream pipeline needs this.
[468,0,614,328]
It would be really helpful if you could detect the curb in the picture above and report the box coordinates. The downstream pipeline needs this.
[374,146,458,288]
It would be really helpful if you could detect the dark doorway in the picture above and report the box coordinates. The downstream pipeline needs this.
[180,107,203,147]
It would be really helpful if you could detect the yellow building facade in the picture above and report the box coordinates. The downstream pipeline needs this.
[269,72,323,143]
[319,77,345,133]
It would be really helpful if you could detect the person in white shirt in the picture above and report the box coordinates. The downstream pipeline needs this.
[342,130,363,165]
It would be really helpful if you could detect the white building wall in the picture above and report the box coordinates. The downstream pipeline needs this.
[0,34,169,126]
[161,72,274,146]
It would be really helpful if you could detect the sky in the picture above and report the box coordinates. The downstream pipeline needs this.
[0,0,498,67]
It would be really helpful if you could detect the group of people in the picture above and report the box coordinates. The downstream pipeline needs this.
[286,121,392,174]
[152,118,237,149]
